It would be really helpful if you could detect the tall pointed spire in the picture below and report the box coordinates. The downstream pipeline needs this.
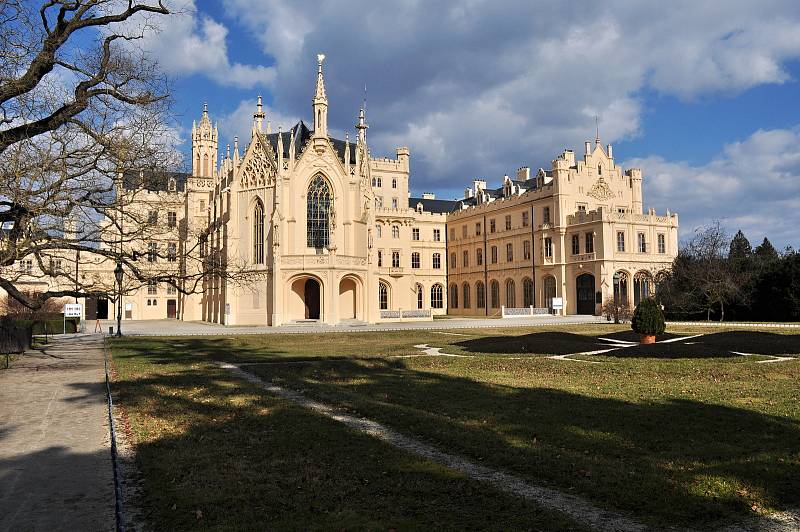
[356,105,368,145]
[344,132,351,174]
[595,115,600,146]
[276,127,284,173]
[312,54,328,137]
[253,95,265,135]
[201,102,210,126]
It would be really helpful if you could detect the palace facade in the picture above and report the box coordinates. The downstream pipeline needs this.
[2,55,678,325]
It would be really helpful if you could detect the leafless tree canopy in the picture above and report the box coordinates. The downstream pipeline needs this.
[0,1,242,310]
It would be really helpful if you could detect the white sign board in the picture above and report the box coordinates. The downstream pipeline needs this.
[551,297,564,310]
[64,304,82,318]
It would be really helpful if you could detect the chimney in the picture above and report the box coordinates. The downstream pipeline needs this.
[607,144,613,158]
[516,166,530,180]
[585,141,592,155]
[464,187,474,199]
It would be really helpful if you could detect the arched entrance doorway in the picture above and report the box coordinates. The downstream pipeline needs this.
[338,277,358,320]
[304,278,320,319]
[576,273,595,315]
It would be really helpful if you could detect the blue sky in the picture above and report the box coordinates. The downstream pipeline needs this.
[139,1,800,249]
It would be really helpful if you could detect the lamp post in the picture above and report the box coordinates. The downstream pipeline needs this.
[114,261,123,337]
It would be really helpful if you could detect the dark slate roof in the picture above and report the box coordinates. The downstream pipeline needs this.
[409,197,460,214]
[123,170,189,192]
[264,121,356,166]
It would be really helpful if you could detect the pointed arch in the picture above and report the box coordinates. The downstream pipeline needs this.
[252,199,265,264]
[523,277,534,307]
[307,174,332,248]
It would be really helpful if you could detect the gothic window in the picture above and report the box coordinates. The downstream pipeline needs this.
[392,251,400,268]
[658,234,666,254]
[522,211,529,227]
[634,272,652,306]
[168,178,176,192]
[462,283,471,309]
[392,178,397,189]
[617,231,625,252]
[543,276,556,308]
[490,280,500,308]
[523,278,534,307]
[638,233,646,253]
[376,224,382,239]
[463,250,469,267]
[412,228,419,241]
[614,271,629,304]
[506,279,516,307]
[377,250,383,267]
[598,164,602,176]
[544,237,553,258]
[476,281,486,308]
[307,175,332,248]
[379,281,389,310]
[449,284,459,309]
[432,253,441,269]
[585,232,594,253]
[412,252,420,269]
[392,225,399,238]
[431,284,443,308]
[433,229,441,242]
[416,284,424,309]
[477,248,483,266]
[572,234,580,255]
[253,199,264,264]
[491,245,497,264]
[203,154,209,176]
[523,240,531,260]
[506,243,513,262]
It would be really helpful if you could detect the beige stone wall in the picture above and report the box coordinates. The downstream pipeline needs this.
[446,142,678,316]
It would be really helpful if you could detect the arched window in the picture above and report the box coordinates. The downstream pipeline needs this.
[523,278,534,307]
[476,281,485,309]
[634,272,652,306]
[203,154,209,176]
[506,279,516,308]
[392,178,397,189]
[372,177,377,187]
[252,200,264,264]
[168,178,176,192]
[543,276,556,308]
[462,283,471,309]
[307,175,332,248]
[490,280,500,308]
[449,284,459,309]
[195,154,200,175]
[416,284,424,309]
[598,164,602,176]
[431,284,443,308]
[613,271,629,304]
[376,224,382,239]
[379,281,389,310]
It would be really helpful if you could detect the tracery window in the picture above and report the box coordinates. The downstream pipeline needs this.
[476,281,486,308]
[523,278,534,307]
[307,175,332,248]
[379,281,389,310]
[431,284,443,308]
[253,200,265,264]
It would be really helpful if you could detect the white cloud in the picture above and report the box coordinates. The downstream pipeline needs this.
[212,1,800,193]
[626,126,800,248]
[137,0,275,89]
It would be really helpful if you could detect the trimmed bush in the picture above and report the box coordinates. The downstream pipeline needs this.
[631,298,666,336]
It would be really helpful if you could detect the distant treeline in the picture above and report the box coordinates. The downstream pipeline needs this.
[657,222,799,322]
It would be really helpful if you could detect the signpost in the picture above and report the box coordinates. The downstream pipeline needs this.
[63,303,82,334]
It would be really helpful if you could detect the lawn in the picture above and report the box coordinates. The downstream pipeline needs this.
[110,324,800,530]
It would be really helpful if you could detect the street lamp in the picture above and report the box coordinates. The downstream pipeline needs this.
[114,261,123,337]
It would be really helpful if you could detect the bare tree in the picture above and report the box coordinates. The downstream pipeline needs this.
[0,1,250,310]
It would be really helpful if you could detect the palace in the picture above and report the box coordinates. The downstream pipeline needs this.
[2,55,678,324]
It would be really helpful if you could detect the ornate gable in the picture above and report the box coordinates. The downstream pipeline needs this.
[239,135,277,189]
[587,176,616,201]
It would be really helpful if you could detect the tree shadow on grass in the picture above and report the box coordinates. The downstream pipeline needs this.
[258,357,800,528]
[88,361,583,531]
[455,330,800,359]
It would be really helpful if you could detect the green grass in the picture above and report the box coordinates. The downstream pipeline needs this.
[111,324,800,529]
[112,340,584,530]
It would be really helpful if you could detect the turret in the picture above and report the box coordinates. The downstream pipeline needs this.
[626,168,643,214]
[192,102,218,179]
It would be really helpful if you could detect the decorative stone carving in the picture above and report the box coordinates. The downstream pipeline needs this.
[241,139,274,189]
[587,176,616,201]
